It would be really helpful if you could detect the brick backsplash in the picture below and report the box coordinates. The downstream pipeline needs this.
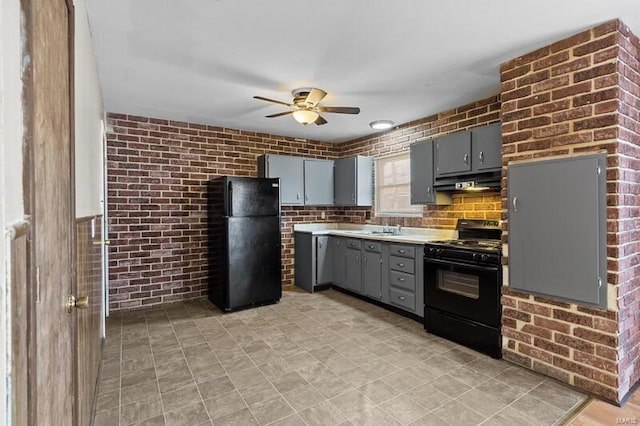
[500,19,640,402]
[106,96,502,311]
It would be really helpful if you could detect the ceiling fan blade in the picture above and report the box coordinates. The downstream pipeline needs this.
[254,96,294,107]
[265,110,295,118]
[314,115,328,126]
[317,106,360,114]
[304,88,327,106]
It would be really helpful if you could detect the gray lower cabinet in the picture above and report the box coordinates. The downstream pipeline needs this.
[388,243,424,317]
[508,153,607,308]
[258,154,304,205]
[297,234,424,317]
[334,156,374,206]
[294,232,331,293]
[362,244,383,300]
[316,236,331,284]
[345,245,363,293]
[304,159,334,205]
[330,236,346,288]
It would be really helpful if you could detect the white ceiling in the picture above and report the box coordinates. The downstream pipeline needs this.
[85,0,640,142]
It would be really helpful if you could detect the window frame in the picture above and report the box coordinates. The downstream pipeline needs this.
[374,151,423,218]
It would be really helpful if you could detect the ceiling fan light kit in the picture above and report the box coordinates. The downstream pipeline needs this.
[292,110,319,125]
[369,120,395,130]
[253,87,360,126]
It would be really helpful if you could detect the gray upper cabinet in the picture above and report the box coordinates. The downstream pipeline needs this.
[435,132,472,177]
[258,154,304,205]
[508,153,607,308]
[330,236,346,288]
[334,156,373,206]
[410,140,451,205]
[410,140,435,204]
[304,159,334,205]
[471,123,502,171]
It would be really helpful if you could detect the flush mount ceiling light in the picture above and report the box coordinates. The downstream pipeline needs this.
[292,109,319,125]
[369,120,394,130]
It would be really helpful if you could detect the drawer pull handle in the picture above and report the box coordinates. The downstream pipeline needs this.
[398,249,406,253]
[397,263,404,267]
[398,296,406,301]
[398,277,405,282]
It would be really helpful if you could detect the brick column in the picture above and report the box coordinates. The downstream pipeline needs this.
[500,19,640,403]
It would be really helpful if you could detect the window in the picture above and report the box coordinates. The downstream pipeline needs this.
[375,152,422,217]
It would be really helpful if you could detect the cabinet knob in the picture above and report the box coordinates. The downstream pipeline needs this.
[351,193,355,200]
[426,187,431,194]
[398,296,406,301]
[368,245,375,249]
[463,153,469,165]
[364,257,367,263]
[397,263,404,267]
[398,277,405,282]
[305,194,309,201]
[318,241,322,248]
[479,151,484,163]
[398,249,406,254]
[296,193,300,200]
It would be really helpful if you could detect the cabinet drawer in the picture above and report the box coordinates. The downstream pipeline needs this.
[390,245,415,258]
[346,239,361,250]
[363,241,382,253]
[390,256,415,274]
[389,288,415,311]
[389,270,415,292]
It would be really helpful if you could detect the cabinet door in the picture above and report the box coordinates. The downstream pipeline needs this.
[345,248,362,293]
[410,140,435,204]
[435,132,472,176]
[331,237,346,288]
[472,123,502,171]
[294,232,314,293]
[304,159,334,205]
[316,236,331,284]
[334,157,356,205]
[265,155,304,205]
[508,154,606,308]
[362,252,382,300]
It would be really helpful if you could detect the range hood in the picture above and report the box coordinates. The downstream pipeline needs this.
[433,171,502,192]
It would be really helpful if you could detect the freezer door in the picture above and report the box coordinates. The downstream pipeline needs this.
[227,177,280,217]
[226,216,282,308]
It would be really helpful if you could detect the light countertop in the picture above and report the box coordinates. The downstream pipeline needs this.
[293,223,456,244]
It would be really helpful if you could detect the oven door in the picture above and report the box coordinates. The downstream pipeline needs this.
[424,257,500,327]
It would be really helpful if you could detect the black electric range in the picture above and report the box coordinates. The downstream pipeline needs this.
[423,219,503,358]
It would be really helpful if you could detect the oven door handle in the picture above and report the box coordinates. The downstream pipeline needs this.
[424,257,500,272]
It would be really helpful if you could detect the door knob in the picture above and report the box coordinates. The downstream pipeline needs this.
[67,295,89,313]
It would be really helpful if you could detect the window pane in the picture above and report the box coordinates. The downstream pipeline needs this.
[375,153,422,217]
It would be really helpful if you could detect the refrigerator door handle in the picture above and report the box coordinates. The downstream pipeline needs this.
[228,180,233,216]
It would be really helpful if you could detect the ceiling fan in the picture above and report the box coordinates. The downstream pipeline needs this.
[253,87,360,126]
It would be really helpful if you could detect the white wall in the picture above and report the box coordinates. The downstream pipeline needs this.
[0,0,25,423]
[75,0,105,218]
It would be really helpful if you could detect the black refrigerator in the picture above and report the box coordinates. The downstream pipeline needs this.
[207,176,282,312]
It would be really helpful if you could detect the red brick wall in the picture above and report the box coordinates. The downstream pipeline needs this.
[616,21,640,402]
[500,19,639,402]
[106,116,339,310]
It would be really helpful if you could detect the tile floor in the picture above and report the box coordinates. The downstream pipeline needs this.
[94,289,588,426]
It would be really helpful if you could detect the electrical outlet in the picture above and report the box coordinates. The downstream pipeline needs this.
[320,211,326,219]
